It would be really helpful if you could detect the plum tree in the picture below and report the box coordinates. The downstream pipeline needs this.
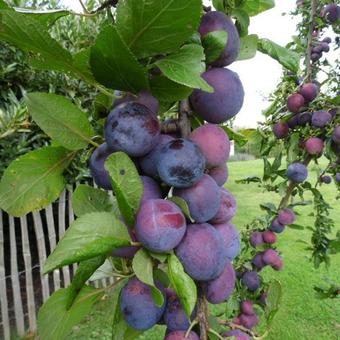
[209,188,237,224]
[164,331,200,340]
[213,222,240,260]
[198,11,240,67]
[189,124,230,168]
[105,102,160,157]
[135,199,186,252]
[202,261,236,304]
[287,162,308,183]
[287,93,305,113]
[140,134,174,177]
[305,137,324,155]
[273,122,289,139]
[120,277,166,330]
[173,174,221,223]
[208,163,229,186]
[157,139,205,188]
[311,110,332,128]
[175,223,228,281]
[89,143,114,190]
[190,68,244,123]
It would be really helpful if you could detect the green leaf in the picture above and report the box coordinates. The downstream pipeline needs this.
[43,212,130,273]
[212,0,225,11]
[232,9,250,37]
[90,24,149,93]
[0,10,73,72]
[221,125,248,147]
[238,34,258,60]
[150,75,193,102]
[0,146,73,216]
[72,185,113,217]
[132,249,164,307]
[265,279,282,326]
[155,44,213,92]
[105,152,143,226]
[37,286,103,340]
[25,93,95,150]
[168,253,197,318]
[0,1,10,9]
[13,7,70,26]
[168,196,194,222]
[73,48,97,84]
[89,259,115,281]
[202,31,228,64]
[258,38,300,72]
[287,132,300,163]
[116,0,202,58]
[288,224,305,230]
[66,256,106,309]
[241,0,275,16]
[260,202,277,213]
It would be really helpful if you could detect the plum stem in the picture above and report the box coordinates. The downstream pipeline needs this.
[197,284,209,340]
[208,328,224,340]
[179,99,192,138]
[185,319,198,338]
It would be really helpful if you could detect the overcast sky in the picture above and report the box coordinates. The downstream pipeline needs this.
[61,0,300,128]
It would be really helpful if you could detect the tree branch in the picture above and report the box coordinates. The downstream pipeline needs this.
[305,0,318,82]
[179,99,192,138]
[197,284,209,340]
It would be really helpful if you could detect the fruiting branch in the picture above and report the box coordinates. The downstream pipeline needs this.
[305,0,318,82]
[197,284,209,340]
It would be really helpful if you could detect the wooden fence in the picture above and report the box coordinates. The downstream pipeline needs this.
[0,188,114,339]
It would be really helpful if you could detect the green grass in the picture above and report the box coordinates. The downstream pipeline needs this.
[69,158,340,340]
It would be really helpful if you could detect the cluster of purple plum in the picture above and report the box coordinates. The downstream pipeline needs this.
[88,8,249,339]
[272,80,339,185]
[311,37,332,62]
[233,208,295,331]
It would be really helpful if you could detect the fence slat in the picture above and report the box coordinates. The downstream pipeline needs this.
[0,210,10,340]
[20,216,36,333]
[58,190,70,287]
[32,212,50,302]
[45,206,60,290]
[68,189,78,274]
[9,216,25,336]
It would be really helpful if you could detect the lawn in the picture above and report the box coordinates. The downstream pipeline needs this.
[69,158,340,340]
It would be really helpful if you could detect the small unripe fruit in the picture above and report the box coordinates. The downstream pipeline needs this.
[320,175,332,184]
[305,137,324,155]
[262,230,277,244]
[241,300,255,315]
[277,208,296,225]
[252,252,266,270]
[250,231,264,247]
[299,83,318,102]
[273,122,289,139]
[311,110,332,128]
[287,93,305,113]
[269,218,285,233]
[239,313,259,329]
[332,126,340,144]
[336,173,340,182]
